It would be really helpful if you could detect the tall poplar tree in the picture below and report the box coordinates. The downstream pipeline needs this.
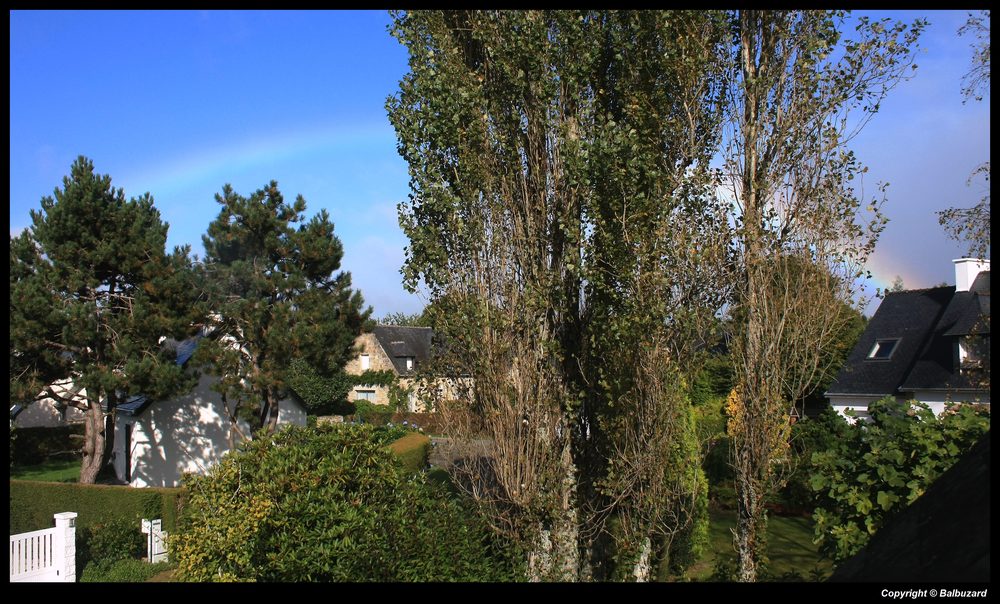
[198,181,369,440]
[10,156,200,483]
[720,11,924,581]
[388,10,729,580]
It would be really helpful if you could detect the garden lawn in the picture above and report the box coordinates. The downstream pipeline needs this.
[10,459,80,483]
[674,509,833,581]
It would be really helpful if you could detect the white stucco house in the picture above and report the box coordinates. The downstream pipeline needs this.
[826,258,990,423]
[110,334,307,488]
[10,378,87,428]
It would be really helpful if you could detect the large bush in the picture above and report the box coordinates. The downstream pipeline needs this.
[809,398,990,561]
[172,424,517,582]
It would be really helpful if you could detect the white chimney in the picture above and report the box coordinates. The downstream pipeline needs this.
[953,258,990,292]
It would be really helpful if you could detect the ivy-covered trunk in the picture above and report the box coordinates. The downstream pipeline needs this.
[735,492,764,582]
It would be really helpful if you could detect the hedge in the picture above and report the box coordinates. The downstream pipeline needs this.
[388,432,431,473]
[9,480,184,535]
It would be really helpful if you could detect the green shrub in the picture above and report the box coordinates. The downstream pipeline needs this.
[810,398,990,561]
[353,400,394,426]
[78,514,146,571]
[9,480,183,535]
[172,424,517,582]
[10,425,85,465]
[80,559,172,583]
[388,432,431,472]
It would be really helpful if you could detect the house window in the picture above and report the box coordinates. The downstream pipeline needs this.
[360,354,370,371]
[867,339,899,360]
[960,335,988,368]
[356,390,376,402]
[406,357,414,371]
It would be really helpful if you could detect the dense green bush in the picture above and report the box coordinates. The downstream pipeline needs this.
[172,424,518,582]
[352,400,394,426]
[810,398,990,561]
[80,559,172,583]
[10,425,84,465]
[9,480,183,535]
[77,514,146,571]
[778,406,851,513]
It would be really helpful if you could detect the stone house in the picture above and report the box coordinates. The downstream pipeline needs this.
[345,325,435,411]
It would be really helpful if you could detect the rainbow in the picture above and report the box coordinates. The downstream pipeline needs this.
[117,120,398,200]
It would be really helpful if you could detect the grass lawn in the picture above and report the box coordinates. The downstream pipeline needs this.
[10,458,81,483]
[676,509,833,581]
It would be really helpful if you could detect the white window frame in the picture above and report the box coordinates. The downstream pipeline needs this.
[867,339,899,360]
[360,354,370,371]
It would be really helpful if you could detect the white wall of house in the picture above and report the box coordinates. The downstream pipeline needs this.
[113,373,306,488]
[829,391,989,423]
[827,395,883,424]
[13,380,87,428]
[908,390,990,416]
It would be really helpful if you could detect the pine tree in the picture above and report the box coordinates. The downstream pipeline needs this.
[198,181,370,439]
[10,156,200,483]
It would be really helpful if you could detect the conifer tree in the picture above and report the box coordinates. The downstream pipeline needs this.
[10,156,200,483]
[198,181,370,439]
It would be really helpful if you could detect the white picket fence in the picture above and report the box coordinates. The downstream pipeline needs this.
[9,512,77,583]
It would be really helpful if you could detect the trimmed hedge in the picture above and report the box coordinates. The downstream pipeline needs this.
[9,480,184,535]
[388,432,431,472]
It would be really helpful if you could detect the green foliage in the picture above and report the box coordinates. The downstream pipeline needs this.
[287,359,398,416]
[779,406,851,512]
[77,514,146,572]
[80,559,172,583]
[198,181,370,435]
[10,425,84,466]
[8,480,183,535]
[10,156,201,482]
[172,424,518,582]
[352,400,394,426]
[387,432,432,472]
[379,310,432,327]
[690,355,734,408]
[809,398,990,561]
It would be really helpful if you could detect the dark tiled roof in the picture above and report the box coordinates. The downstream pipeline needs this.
[372,326,433,376]
[828,270,990,398]
[116,394,152,417]
[826,287,953,396]
[829,431,990,582]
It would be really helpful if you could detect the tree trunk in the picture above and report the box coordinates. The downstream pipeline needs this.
[735,498,763,582]
[632,537,653,582]
[79,402,106,484]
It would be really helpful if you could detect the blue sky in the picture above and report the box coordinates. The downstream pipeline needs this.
[10,10,990,317]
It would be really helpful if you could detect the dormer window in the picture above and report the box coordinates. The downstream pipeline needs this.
[405,357,414,371]
[960,335,988,369]
[867,339,899,360]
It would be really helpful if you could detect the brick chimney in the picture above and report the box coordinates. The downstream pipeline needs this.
[953,258,990,292]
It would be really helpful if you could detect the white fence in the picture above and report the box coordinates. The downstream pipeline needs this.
[9,512,77,583]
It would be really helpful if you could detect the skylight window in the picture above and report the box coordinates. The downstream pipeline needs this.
[867,339,899,360]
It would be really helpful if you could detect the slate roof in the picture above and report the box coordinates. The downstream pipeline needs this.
[827,271,990,398]
[827,286,953,396]
[372,326,434,376]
